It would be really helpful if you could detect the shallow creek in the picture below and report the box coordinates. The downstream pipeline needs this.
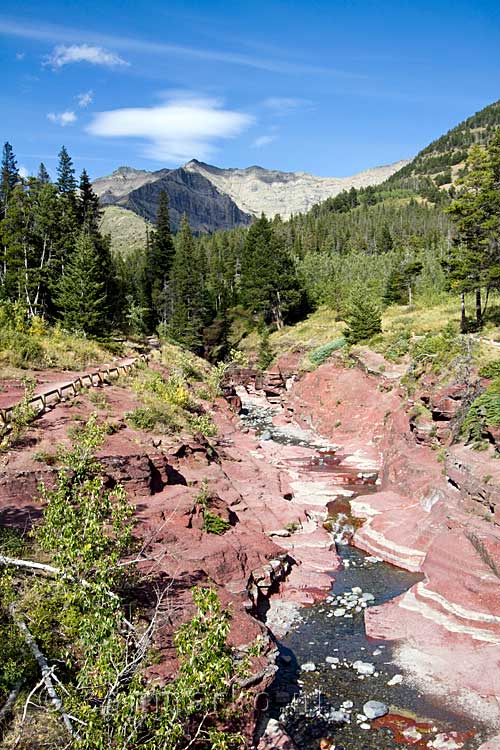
[240,401,484,750]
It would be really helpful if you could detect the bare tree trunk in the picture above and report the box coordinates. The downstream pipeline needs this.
[408,283,413,308]
[475,288,483,328]
[482,286,491,319]
[460,291,467,333]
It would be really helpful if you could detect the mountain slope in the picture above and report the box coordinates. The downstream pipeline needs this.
[183,159,410,219]
[99,205,149,256]
[94,166,252,234]
[388,99,500,188]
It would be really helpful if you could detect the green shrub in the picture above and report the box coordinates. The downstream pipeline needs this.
[479,360,500,379]
[309,337,346,366]
[189,413,218,437]
[462,377,500,445]
[126,403,178,432]
[202,511,231,535]
[0,378,37,450]
[375,328,411,362]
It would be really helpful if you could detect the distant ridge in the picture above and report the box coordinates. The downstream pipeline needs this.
[183,158,410,219]
[93,157,409,234]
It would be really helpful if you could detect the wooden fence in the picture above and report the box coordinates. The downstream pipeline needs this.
[0,353,150,428]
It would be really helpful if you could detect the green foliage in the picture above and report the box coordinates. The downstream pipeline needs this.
[344,288,382,344]
[36,414,134,583]
[257,326,274,370]
[168,214,206,351]
[479,360,500,378]
[202,511,231,535]
[409,323,467,376]
[0,378,37,450]
[126,403,178,432]
[189,413,218,437]
[462,377,500,445]
[373,328,411,362]
[239,214,305,327]
[308,337,346,366]
[56,232,107,336]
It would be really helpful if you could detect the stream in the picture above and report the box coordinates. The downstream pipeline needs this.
[239,400,484,750]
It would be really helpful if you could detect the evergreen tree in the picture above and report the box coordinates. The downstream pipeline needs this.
[57,146,77,194]
[168,214,205,351]
[376,223,394,253]
[56,232,107,335]
[78,169,101,232]
[257,325,274,370]
[37,163,51,184]
[446,141,498,328]
[344,286,382,344]
[0,142,19,217]
[239,214,304,328]
[142,190,175,330]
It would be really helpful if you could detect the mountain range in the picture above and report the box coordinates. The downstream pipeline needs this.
[94,98,500,253]
[93,158,409,247]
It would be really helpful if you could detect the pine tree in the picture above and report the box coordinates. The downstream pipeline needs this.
[168,214,205,351]
[344,286,382,344]
[56,232,107,335]
[257,325,274,370]
[446,142,497,328]
[78,169,101,232]
[37,163,51,184]
[142,190,175,330]
[239,214,304,328]
[57,146,77,195]
[376,223,393,253]
[0,142,19,217]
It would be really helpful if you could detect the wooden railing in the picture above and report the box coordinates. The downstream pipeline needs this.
[0,353,150,428]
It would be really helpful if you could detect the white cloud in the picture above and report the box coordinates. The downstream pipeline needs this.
[46,44,128,69]
[0,19,367,78]
[15,51,25,60]
[87,94,254,162]
[263,97,313,115]
[18,165,29,178]
[77,90,93,108]
[252,135,276,148]
[47,110,77,127]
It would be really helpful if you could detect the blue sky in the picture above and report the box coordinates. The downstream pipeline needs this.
[1,0,499,179]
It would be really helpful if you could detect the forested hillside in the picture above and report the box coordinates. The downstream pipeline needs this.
[388,99,500,190]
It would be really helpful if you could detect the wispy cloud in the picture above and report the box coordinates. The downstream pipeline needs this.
[262,97,313,115]
[252,134,276,148]
[77,90,94,108]
[45,44,128,68]
[15,51,25,60]
[0,17,367,78]
[87,93,254,162]
[47,110,77,126]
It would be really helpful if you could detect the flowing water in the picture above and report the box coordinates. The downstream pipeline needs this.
[265,544,481,749]
[240,400,484,750]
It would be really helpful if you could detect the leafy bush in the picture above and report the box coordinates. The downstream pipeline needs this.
[189,413,218,437]
[309,337,346,366]
[0,378,37,450]
[373,328,411,362]
[126,403,179,432]
[479,360,500,379]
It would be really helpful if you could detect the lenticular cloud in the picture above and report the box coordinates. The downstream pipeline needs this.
[87,95,254,163]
